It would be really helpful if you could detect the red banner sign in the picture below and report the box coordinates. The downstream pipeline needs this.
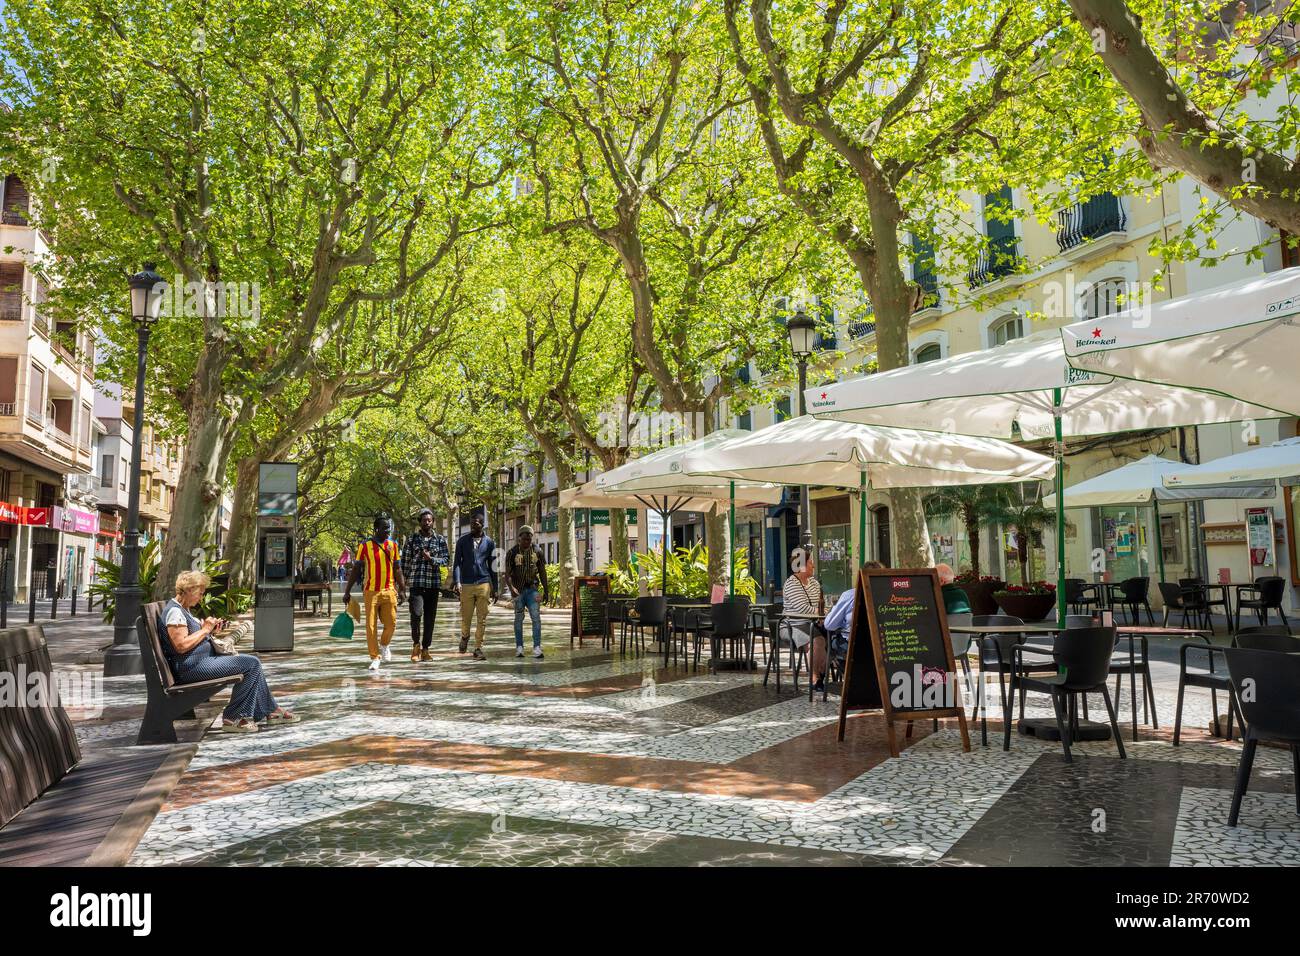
[0,503,49,526]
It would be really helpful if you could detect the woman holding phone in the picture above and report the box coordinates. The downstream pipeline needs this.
[161,570,298,733]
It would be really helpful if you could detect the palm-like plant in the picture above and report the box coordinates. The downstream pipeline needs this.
[986,485,1056,585]
[603,543,758,600]
[924,485,1011,578]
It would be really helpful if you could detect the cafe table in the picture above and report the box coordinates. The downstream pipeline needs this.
[947,623,1213,742]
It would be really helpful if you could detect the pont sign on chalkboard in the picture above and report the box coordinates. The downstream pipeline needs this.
[837,567,970,758]
[570,576,610,648]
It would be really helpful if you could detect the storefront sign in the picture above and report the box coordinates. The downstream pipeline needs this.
[0,502,50,526]
[52,506,99,535]
[1246,507,1276,568]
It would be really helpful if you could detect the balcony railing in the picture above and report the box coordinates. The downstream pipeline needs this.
[847,319,876,339]
[967,237,1021,289]
[814,330,837,351]
[0,403,13,417]
[1056,193,1126,253]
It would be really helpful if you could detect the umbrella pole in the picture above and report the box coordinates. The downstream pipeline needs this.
[1153,497,1166,584]
[661,505,670,595]
[1054,388,1067,628]
[858,472,867,569]
[729,481,735,597]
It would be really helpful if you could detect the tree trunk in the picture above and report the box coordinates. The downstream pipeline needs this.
[965,510,982,578]
[607,506,629,572]
[224,458,259,590]
[155,374,239,600]
[556,505,577,607]
[705,508,730,592]
[853,200,930,568]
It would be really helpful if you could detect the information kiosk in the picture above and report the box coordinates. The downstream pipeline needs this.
[254,461,298,652]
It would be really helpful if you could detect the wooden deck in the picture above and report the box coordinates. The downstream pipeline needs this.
[0,746,181,866]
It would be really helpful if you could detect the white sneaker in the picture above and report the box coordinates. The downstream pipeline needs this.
[532,646,544,659]
[381,645,392,663]
[368,657,382,672]
[515,647,525,658]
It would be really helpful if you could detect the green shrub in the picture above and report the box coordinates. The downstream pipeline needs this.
[601,543,757,600]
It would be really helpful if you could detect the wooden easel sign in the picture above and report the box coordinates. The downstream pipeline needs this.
[570,576,609,647]
[837,566,971,758]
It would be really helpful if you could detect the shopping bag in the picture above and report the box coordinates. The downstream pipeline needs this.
[347,598,361,621]
[329,612,355,640]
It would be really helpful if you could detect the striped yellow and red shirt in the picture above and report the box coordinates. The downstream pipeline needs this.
[358,538,400,591]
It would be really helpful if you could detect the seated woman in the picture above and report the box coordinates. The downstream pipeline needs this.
[935,563,972,615]
[162,570,298,733]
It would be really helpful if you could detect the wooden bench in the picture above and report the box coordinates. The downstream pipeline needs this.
[0,625,81,828]
[137,600,243,745]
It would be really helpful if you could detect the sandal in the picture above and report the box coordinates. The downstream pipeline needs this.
[265,710,301,724]
[222,718,260,733]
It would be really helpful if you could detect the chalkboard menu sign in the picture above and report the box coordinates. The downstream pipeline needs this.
[571,576,610,647]
[837,567,970,757]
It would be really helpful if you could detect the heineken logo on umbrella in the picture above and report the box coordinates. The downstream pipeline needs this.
[1072,326,1117,348]
[809,390,836,409]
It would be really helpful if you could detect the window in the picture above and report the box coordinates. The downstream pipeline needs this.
[736,410,752,431]
[1080,278,1128,320]
[120,459,127,491]
[774,396,791,422]
[0,263,23,323]
[990,315,1024,347]
[914,343,942,364]
[101,455,114,488]
[2,175,29,226]
[1283,230,1300,269]
[80,403,91,447]
[27,362,43,422]
[0,357,16,415]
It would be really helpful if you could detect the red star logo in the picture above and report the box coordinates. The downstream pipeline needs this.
[820,391,828,400]
[1092,327,1102,338]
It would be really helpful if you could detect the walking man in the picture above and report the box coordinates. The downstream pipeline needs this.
[342,513,408,672]
[402,507,449,662]
[506,525,549,659]
[452,510,497,660]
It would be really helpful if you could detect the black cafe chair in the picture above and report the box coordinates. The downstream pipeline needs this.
[1235,576,1290,631]
[1234,627,1300,653]
[1004,625,1127,763]
[764,614,811,694]
[705,598,751,672]
[968,614,1056,747]
[1115,577,1155,626]
[1224,646,1300,827]
[624,597,666,657]
[1159,581,1210,631]
[1064,578,1097,616]
[1181,577,1230,632]
[1172,625,1293,745]
[1110,629,1158,741]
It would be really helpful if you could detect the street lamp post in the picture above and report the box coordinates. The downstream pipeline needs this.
[104,263,165,677]
[494,467,511,549]
[786,308,816,550]
[583,449,593,575]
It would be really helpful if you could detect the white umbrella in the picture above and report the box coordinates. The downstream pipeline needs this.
[1042,454,1273,583]
[1061,268,1300,419]
[680,416,1055,569]
[1044,455,1275,507]
[807,331,1279,622]
[1165,437,1300,489]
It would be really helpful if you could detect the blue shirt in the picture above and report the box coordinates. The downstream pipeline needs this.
[452,532,498,588]
[824,588,855,635]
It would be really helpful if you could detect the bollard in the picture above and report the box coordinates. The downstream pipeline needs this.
[50,592,57,620]
[71,587,77,617]
[28,595,35,624]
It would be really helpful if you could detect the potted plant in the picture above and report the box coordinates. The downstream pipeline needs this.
[954,571,1006,616]
[994,581,1057,621]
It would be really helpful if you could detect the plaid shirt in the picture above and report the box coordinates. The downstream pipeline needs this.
[400,531,449,589]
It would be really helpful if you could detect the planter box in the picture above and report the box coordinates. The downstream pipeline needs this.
[994,590,1056,622]
[961,579,1006,616]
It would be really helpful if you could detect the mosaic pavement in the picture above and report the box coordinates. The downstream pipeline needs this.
[116,603,1299,867]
